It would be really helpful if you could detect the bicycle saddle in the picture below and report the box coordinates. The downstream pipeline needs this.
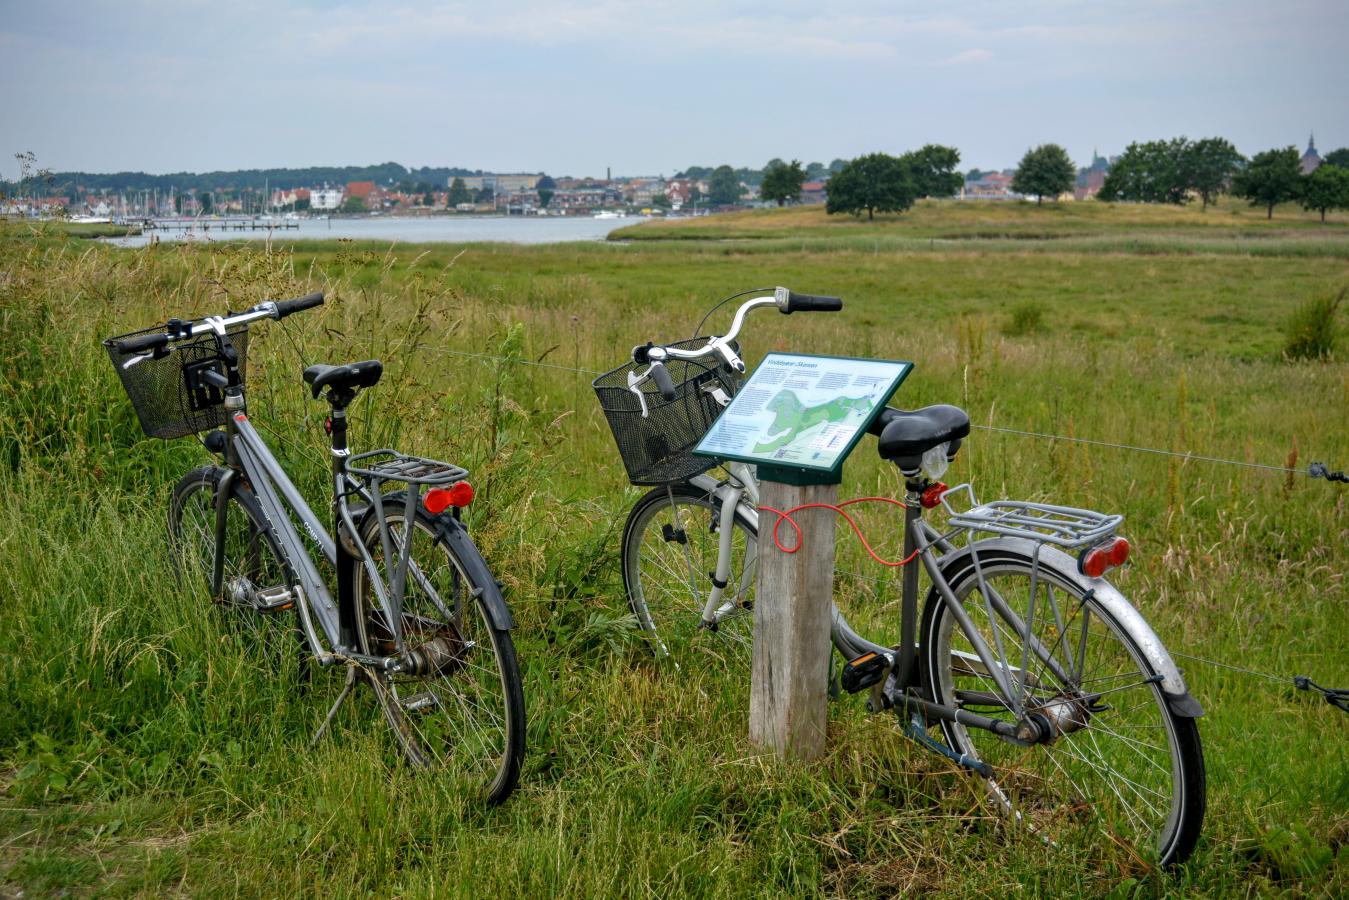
[303,360,384,399]
[869,405,970,470]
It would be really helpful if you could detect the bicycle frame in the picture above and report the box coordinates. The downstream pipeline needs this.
[213,388,463,676]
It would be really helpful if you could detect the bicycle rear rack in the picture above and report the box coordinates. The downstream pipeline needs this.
[940,484,1122,550]
[347,449,468,487]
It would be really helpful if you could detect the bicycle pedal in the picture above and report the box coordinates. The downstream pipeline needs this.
[841,651,889,694]
[254,585,295,612]
[400,692,439,713]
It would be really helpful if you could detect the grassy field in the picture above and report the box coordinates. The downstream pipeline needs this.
[1,202,1347,897]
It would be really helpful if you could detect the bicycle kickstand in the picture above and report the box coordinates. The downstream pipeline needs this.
[311,665,360,747]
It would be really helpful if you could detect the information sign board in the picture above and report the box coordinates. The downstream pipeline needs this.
[693,353,912,474]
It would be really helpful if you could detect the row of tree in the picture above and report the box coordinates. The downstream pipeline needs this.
[1100,138,1349,219]
[815,139,1349,222]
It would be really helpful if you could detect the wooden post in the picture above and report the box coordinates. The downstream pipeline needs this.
[750,477,838,760]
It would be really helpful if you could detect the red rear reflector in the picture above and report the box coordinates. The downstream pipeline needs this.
[1079,537,1129,578]
[424,488,452,514]
[920,482,949,509]
[447,481,475,507]
[424,481,474,513]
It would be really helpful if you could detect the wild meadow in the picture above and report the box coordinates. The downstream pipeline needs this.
[1,199,1346,896]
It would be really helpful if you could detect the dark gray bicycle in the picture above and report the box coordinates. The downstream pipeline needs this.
[105,293,524,803]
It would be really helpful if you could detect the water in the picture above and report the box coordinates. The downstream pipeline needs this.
[106,214,648,248]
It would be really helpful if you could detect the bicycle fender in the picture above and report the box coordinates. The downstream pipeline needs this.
[433,515,515,631]
[687,473,760,530]
[934,537,1203,718]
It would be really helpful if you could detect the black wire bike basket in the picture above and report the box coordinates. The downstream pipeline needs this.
[592,338,740,486]
[102,324,250,440]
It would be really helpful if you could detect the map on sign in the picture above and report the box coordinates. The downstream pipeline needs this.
[694,353,912,472]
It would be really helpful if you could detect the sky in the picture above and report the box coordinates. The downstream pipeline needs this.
[2,0,1346,179]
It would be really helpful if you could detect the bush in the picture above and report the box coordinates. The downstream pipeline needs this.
[1282,288,1344,359]
[1004,302,1046,336]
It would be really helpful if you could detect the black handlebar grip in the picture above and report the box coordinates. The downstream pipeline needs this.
[113,332,170,354]
[785,290,843,313]
[649,362,677,401]
[275,292,325,318]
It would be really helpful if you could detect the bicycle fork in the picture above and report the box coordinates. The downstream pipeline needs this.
[697,482,748,628]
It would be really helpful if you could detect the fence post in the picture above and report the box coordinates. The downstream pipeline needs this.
[749,473,838,761]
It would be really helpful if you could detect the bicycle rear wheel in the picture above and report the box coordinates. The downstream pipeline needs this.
[621,483,757,665]
[168,465,307,671]
[920,545,1205,865]
[353,496,524,804]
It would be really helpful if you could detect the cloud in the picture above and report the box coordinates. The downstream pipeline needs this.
[943,48,992,65]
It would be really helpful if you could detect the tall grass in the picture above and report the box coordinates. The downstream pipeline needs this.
[2,209,1347,896]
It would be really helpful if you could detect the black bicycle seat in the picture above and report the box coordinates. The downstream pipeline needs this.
[303,360,384,399]
[869,405,970,468]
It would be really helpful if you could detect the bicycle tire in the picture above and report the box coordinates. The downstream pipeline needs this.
[621,482,758,665]
[352,495,524,805]
[168,465,309,670]
[919,544,1205,866]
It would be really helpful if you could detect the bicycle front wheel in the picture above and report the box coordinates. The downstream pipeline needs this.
[168,465,307,670]
[920,545,1204,866]
[353,496,524,804]
[621,483,758,664]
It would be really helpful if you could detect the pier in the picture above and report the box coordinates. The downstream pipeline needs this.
[144,217,302,233]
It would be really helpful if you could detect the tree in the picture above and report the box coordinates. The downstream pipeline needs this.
[1322,148,1349,169]
[1099,139,1190,204]
[474,187,494,204]
[1182,137,1243,209]
[538,188,555,208]
[198,191,213,214]
[1301,163,1349,222]
[825,153,916,220]
[902,144,963,198]
[1011,144,1075,204]
[422,191,435,207]
[805,161,828,180]
[446,177,471,207]
[707,165,743,205]
[536,174,557,190]
[1233,146,1303,219]
[828,158,847,173]
[651,193,672,210]
[760,158,806,206]
[341,195,367,214]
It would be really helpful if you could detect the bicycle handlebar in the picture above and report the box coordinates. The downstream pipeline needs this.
[649,361,677,400]
[632,286,842,374]
[111,293,326,355]
[780,289,843,313]
[276,291,325,318]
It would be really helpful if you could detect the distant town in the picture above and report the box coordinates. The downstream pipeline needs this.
[0,137,1332,221]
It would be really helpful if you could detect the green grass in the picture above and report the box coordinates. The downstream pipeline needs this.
[2,203,1347,896]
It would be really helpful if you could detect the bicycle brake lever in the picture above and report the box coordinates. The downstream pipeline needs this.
[626,368,651,419]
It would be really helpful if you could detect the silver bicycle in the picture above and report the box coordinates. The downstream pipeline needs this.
[594,287,1205,865]
[105,294,525,803]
